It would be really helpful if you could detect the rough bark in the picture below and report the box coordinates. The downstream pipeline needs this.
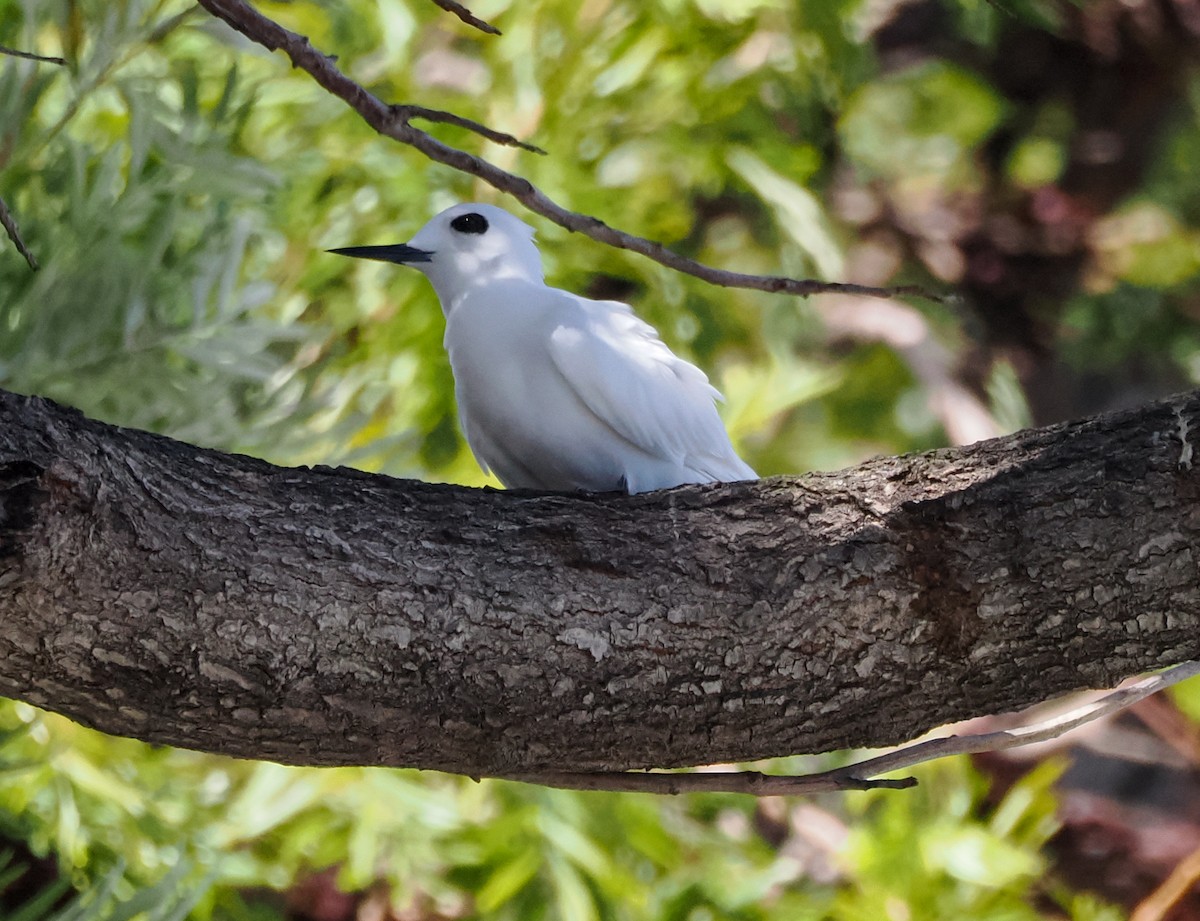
[0,387,1197,777]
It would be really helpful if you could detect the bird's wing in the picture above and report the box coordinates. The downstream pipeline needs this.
[547,295,751,480]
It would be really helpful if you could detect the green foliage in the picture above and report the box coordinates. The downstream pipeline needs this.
[0,699,1088,920]
[1,857,213,921]
[836,762,1064,920]
[2,0,1198,917]
[841,60,1007,187]
[0,0,314,455]
[0,697,1102,921]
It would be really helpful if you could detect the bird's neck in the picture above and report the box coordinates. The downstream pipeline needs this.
[425,259,545,316]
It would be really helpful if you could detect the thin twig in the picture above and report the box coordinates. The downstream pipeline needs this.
[1130,842,1200,921]
[493,660,1200,796]
[194,0,944,304]
[394,105,545,154]
[0,44,66,65]
[31,6,196,161]
[0,195,38,270]
[428,0,501,35]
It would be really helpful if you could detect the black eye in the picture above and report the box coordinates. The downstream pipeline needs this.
[450,212,489,234]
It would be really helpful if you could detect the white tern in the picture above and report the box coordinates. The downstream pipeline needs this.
[331,203,756,494]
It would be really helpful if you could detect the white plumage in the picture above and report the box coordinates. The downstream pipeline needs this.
[331,203,756,494]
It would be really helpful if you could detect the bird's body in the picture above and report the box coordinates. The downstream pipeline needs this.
[446,276,752,492]
[331,203,755,494]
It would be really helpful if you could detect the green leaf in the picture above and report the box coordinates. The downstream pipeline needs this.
[727,147,844,279]
[920,824,1043,888]
[475,849,541,913]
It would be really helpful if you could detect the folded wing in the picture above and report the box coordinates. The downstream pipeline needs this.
[547,296,755,486]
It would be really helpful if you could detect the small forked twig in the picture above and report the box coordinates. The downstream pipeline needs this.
[0,44,66,65]
[393,105,546,154]
[0,195,38,270]
[428,0,501,35]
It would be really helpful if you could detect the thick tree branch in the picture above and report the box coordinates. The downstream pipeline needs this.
[1,387,1198,783]
[193,0,941,303]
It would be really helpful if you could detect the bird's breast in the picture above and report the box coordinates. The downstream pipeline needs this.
[443,299,628,489]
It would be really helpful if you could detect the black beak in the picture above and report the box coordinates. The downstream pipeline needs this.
[327,244,434,264]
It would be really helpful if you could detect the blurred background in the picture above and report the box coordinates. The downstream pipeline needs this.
[2,0,1200,917]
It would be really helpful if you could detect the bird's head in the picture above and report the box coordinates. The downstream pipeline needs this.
[330,203,544,310]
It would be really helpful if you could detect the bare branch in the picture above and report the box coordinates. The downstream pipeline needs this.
[0,44,66,65]
[194,0,945,304]
[503,660,1200,796]
[393,104,546,154]
[428,0,501,35]
[0,195,38,270]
